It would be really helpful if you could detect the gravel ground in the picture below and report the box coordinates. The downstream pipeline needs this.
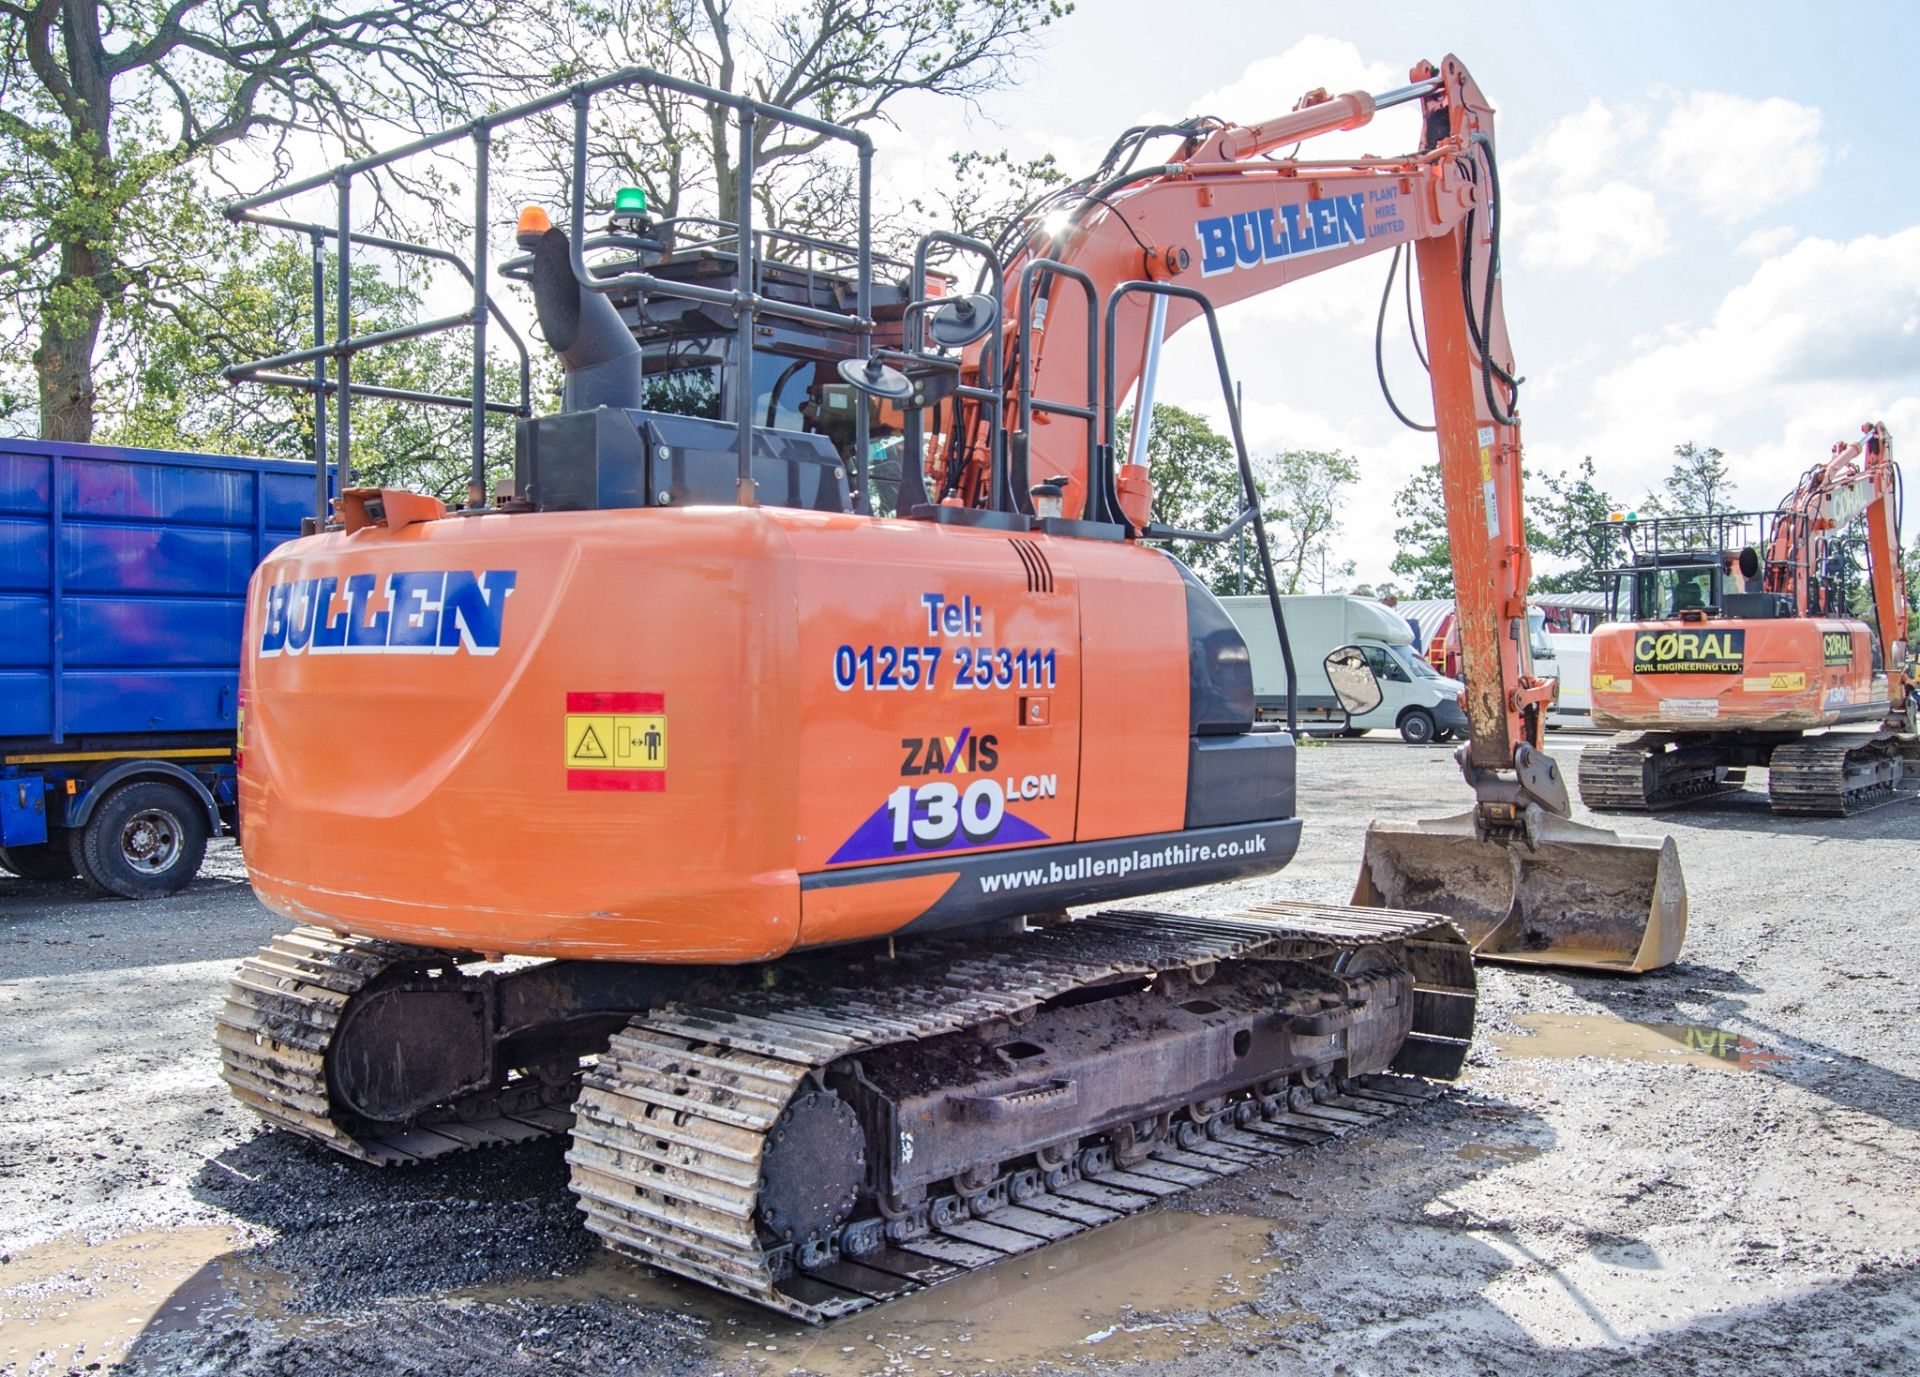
[3,735,1918,1376]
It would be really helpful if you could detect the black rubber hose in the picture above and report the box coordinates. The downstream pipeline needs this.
[1376,243,1435,432]
[1464,134,1519,427]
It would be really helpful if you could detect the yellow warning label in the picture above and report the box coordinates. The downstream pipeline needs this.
[1479,448,1493,483]
[1743,672,1806,692]
[1591,674,1632,693]
[564,714,667,769]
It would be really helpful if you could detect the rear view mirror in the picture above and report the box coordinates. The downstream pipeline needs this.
[1325,645,1383,718]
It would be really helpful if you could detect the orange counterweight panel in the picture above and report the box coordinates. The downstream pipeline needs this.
[1589,618,1877,733]
[241,506,805,962]
[1067,538,1190,841]
[241,506,1225,963]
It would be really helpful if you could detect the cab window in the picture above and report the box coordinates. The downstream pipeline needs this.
[1629,566,1718,619]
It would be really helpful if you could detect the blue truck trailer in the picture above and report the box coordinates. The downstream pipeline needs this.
[1,437,322,897]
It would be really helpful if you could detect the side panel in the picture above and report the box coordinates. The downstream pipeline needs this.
[789,523,1083,946]
[0,440,313,744]
[1070,541,1189,841]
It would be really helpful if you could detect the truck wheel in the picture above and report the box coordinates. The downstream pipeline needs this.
[1399,708,1438,744]
[0,841,79,881]
[1434,727,1456,743]
[73,780,208,899]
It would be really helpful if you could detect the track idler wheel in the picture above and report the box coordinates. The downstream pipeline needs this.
[757,1090,864,1246]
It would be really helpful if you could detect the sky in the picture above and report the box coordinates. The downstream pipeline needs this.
[866,0,1920,588]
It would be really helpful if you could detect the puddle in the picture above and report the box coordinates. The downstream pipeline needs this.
[0,1225,253,1373]
[1495,1014,1791,1072]
[768,1209,1306,1374]
[460,1207,1310,1375]
[1452,1143,1541,1164]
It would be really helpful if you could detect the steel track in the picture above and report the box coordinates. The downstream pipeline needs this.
[1768,731,1920,816]
[567,903,1474,1322]
[1576,734,1742,812]
[216,927,576,1164]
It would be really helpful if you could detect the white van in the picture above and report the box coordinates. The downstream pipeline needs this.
[1547,631,1591,728]
[1223,594,1469,743]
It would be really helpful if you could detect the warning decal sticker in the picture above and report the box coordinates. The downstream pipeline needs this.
[565,691,666,792]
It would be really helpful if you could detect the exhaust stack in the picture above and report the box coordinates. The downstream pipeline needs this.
[519,212,643,414]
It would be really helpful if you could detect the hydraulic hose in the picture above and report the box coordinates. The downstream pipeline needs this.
[1376,243,1435,433]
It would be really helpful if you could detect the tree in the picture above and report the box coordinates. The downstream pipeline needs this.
[1391,461,1453,597]
[1264,448,1358,594]
[0,0,506,440]
[98,234,542,502]
[1531,455,1622,594]
[539,0,1071,254]
[1654,441,1734,516]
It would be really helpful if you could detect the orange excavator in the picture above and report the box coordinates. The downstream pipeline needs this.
[1582,422,1916,814]
[216,55,1683,1321]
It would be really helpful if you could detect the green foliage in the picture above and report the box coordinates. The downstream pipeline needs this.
[1117,402,1245,592]
[542,0,1072,253]
[1391,453,1626,599]
[1645,441,1734,516]
[1531,456,1624,593]
[96,236,550,502]
[1264,448,1358,594]
[1390,461,1453,598]
[1116,404,1358,597]
[0,0,502,438]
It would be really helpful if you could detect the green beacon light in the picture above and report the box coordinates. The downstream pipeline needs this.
[613,186,648,216]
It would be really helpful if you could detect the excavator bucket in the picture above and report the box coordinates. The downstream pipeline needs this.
[1352,812,1687,973]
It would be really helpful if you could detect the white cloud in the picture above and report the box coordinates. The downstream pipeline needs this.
[1190,37,1402,136]
[1649,92,1826,221]
[1734,225,1796,257]
[1580,225,1920,504]
[1504,100,1671,276]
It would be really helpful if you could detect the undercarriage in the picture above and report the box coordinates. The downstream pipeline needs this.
[1578,729,1920,816]
[218,903,1474,1318]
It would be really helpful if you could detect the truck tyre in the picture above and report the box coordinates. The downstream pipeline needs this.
[0,841,79,881]
[73,780,208,899]
[1398,708,1438,744]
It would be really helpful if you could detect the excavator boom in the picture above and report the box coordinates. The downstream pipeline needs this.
[938,57,1686,970]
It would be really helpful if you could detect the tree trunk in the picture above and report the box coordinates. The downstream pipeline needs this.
[34,238,107,442]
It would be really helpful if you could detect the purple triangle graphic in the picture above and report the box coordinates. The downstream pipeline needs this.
[828,796,1050,866]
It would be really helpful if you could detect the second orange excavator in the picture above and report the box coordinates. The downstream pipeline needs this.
[1582,423,1917,814]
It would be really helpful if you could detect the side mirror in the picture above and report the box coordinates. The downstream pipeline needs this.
[1325,645,1383,718]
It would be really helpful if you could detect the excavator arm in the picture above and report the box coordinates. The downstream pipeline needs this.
[964,56,1556,821]
[1778,423,1909,721]
[915,54,1685,970]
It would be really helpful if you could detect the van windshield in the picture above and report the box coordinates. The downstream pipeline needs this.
[1390,644,1439,680]
[1527,610,1553,659]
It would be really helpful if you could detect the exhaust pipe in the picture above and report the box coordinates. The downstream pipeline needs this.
[1353,811,1687,973]
[520,217,643,414]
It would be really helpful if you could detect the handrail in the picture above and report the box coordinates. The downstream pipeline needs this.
[1014,258,1100,519]
[224,62,882,521]
[1100,279,1297,734]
